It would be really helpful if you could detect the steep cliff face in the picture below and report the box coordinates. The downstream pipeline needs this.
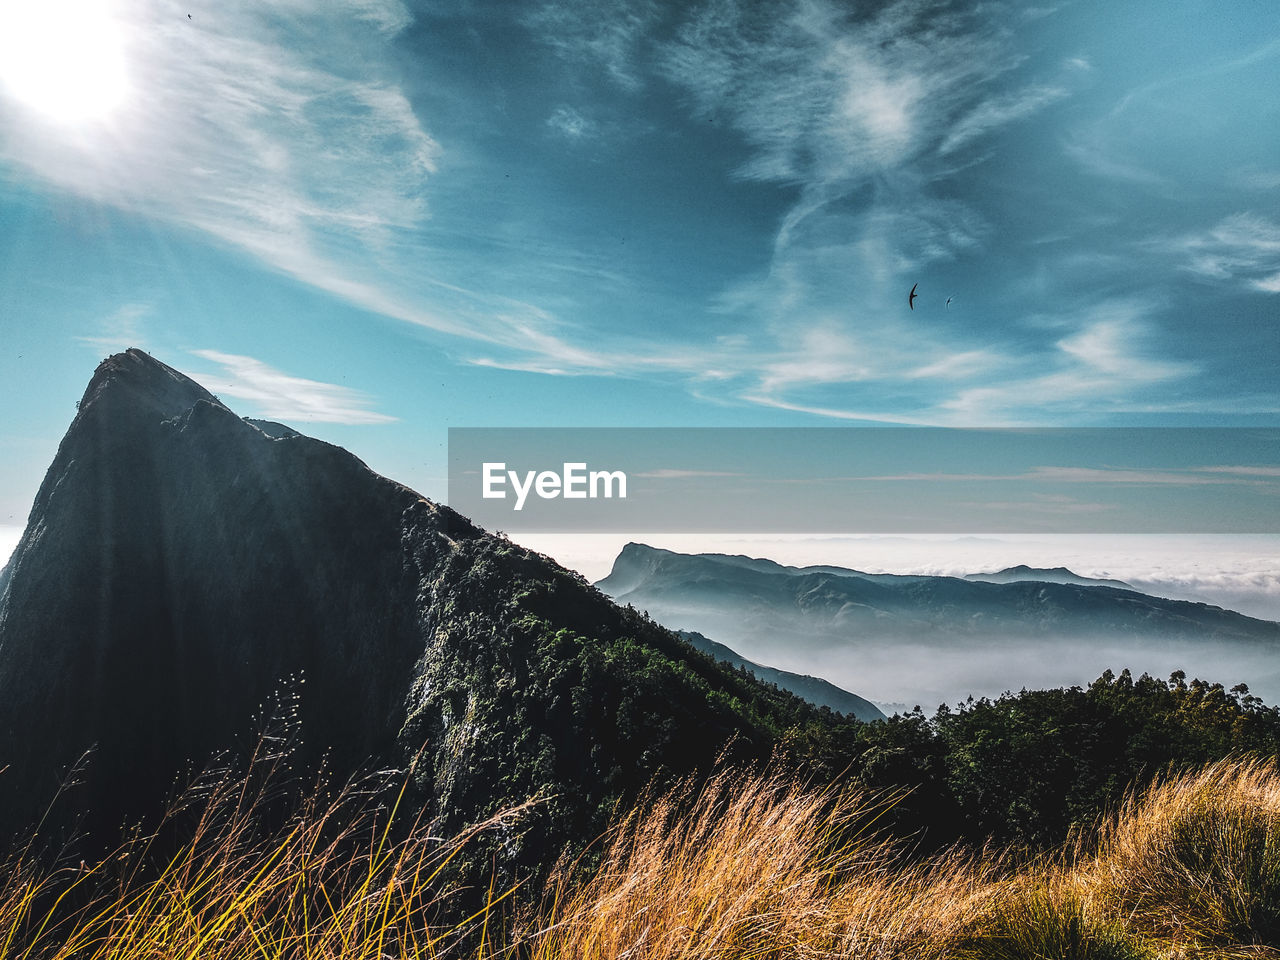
[0,350,432,836]
[0,350,838,860]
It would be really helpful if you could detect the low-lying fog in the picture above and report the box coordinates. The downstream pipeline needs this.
[6,525,1276,715]
[723,632,1280,717]
[517,532,1280,712]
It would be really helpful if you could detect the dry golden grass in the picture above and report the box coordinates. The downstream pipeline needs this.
[0,749,530,960]
[526,760,1280,960]
[1086,758,1280,956]
[7,755,1280,959]
[528,771,1007,960]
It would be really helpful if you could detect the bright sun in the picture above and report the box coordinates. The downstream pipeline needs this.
[0,0,130,125]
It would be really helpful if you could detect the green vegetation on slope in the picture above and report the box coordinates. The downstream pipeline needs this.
[790,669,1280,851]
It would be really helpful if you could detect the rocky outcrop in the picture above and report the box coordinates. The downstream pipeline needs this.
[0,351,840,865]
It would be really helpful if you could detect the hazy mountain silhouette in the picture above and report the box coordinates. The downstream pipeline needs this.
[597,543,1280,707]
[965,565,1133,589]
[0,351,855,861]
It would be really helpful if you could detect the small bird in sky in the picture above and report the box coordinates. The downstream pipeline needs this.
[188,12,192,17]
[946,296,953,308]
[908,283,918,310]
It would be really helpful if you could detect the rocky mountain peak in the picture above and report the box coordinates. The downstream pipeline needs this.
[0,351,847,872]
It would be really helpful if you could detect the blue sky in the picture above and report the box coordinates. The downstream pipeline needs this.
[1,0,1278,531]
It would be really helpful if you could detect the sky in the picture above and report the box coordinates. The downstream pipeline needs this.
[1,0,1278,580]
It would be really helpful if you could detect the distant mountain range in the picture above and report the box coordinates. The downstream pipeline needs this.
[0,351,856,861]
[965,565,1133,590]
[597,543,1280,708]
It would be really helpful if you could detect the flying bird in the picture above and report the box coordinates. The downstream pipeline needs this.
[946,297,953,308]
[908,283,918,310]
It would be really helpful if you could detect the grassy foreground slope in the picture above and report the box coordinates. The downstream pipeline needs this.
[5,755,1280,959]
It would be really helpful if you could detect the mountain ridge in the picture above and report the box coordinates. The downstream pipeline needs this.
[965,564,1133,589]
[598,543,1279,641]
[675,630,884,721]
[0,350,858,869]
[596,542,1280,707]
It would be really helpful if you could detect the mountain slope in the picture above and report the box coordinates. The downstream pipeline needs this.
[599,543,1280,645]
[0,351,850,864]
[677,631,885,721]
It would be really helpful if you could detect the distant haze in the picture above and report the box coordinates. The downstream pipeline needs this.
[8,521,1278,708]
[0,526,19,569]
[592,540,1280,712]
[6,525,1275,629]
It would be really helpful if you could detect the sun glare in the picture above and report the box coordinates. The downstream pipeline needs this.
[0,0,130,125]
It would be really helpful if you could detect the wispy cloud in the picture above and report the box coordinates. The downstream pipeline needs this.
[1,0,1260,426]
[546,105,597,139]
[0,0,605,364]
[189,350,396,424]
[732,296,1195,427]
[839,466,1273,487]
[633,468,745,479]
[1026,466,1261,486]
[523,0,661,90]
[940,84,1068,155]
[1162,213,1280,293]
[932,302,1195,423]
[1062,137,1167,186]
[1197,466,1280,478]
[651,0,1127,422]
[661,0,1080,189]
[75,302,151,351]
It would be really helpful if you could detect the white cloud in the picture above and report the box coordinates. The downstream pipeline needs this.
[189,349,397,424]
[1026,466,1255,486]
[927,302,1195,423]
[0,0,608,363]
[1196,466,1280,478]
[648,0,1121,423]
[727,296,1197,427]
[940,84,1068,155]
[1062,138,1167,186]
[75,302,151,351]
[633,469,745,479]
[829,467,1265,487]
[0,525,22,569]
[1166,213,1280,292]
[523,0,661,91]
[546,105,596,139]
[907,350,1003,381]
[662,0,1075,186]
[0,0,1237,425]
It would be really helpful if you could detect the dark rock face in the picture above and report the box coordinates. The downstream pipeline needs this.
[0,351,430,836]
[0,351,834,861]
